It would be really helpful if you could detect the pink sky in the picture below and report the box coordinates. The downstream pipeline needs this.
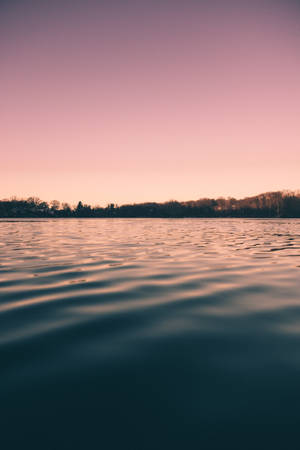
[1,0,300,205]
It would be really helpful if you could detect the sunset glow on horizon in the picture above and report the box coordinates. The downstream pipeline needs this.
[1,0,300,206]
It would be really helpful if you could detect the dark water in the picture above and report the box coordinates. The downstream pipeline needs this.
[1,218,300,449]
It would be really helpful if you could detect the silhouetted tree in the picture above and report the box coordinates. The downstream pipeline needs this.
[1,191,300,218]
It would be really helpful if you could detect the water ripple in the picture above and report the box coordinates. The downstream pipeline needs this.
[1,218,300,449]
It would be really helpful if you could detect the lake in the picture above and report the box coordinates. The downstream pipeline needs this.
[1,218,300,449]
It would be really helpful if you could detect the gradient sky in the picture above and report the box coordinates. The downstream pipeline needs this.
[1,0,300,205]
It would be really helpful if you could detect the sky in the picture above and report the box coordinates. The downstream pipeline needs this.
[1,0,300,206]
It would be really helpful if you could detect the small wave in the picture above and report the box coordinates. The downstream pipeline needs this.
[1,218,300,449]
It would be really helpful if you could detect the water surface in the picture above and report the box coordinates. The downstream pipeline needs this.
[1,218,300,449]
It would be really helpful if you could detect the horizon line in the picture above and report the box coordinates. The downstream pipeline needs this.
[2,189,300,208]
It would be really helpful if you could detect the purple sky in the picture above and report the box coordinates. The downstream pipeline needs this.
[1,0,300,205]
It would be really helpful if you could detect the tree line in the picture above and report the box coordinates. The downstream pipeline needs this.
[1,191,300,218]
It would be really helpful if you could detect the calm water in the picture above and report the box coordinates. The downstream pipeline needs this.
[1,218,300,449]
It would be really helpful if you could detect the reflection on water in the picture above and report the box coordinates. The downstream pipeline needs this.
[1,218,300,449]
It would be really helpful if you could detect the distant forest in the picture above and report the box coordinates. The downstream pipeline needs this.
[1,191,300,218]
